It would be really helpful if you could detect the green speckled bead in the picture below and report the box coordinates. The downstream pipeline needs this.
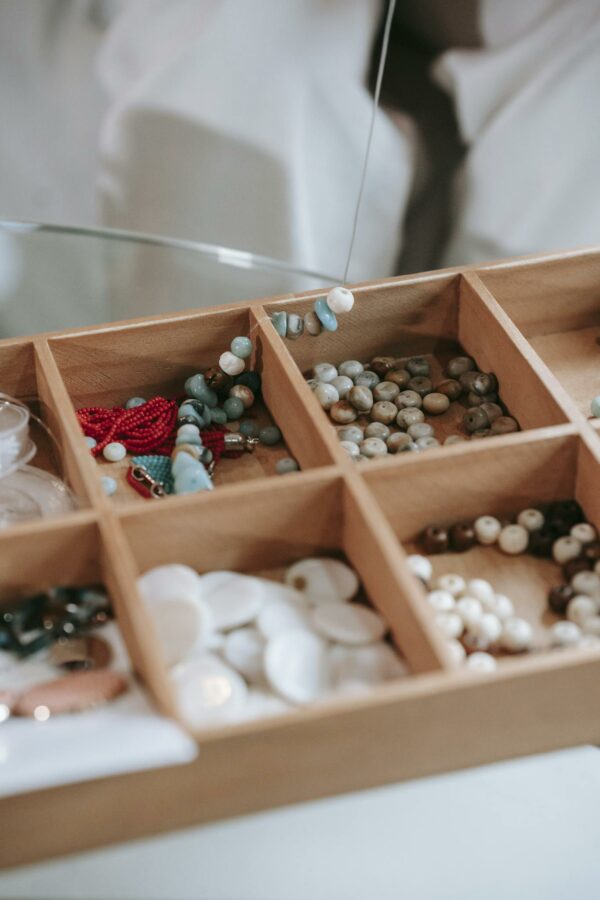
[223,397,244,420]
[370,401,397,425]
[338,425,363,443]
[185,374,218,408]
[271,311,288,337]
[259,425,282,445]
[364,422,390,440]
[239,419,259,437]
[395,390,422,410]
[360,437,388,458]
[209,407,227,425]
[349,385,373,412]
[338,360,364,379]
[406,357,430,376]
[231,336,253,359]
[125,397,145,409]
[275,457,299,474]
[354,370,380,390]
[373,381,400,402]
[286,313,304,340]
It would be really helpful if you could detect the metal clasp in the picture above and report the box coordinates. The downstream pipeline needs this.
[130,465,166,499]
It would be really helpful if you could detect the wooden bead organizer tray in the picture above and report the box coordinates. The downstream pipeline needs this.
[2,246,600,868]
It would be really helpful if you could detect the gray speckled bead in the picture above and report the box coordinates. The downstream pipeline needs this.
[275,457,299,474]
[395,390,422,410]
[338,360,364,380]
[259,425,282,445]
[349,385,374,412]
[209,407,227,425]
[338,425,364,444]
[408,376,432,397]
[331,375,354,400]
[423,392,450,415]
[303,310,322,335]
[365,422,391,440]
[406,357,430,377]
[354,370,380,390]
[446,356,475,378]
[286,313,304,340]
[271,311,288,337]
[396,407,425,430]
[360,437,388,458]
[370,401,397,425]
[373,381,400,402]
[314,382,339,410]
[464,406,489,433]
[491,416,519,434]
[408,422,434,440]
[330,401,358,424]
[387,369,411,389]
[340,440,360,459]
[386,432,413,453]
[313,363,338,383]
[415,436,440,450]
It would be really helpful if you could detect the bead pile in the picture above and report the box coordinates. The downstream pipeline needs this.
[137,557,408,729]
[305,353,520,460]
[271,287,355,339]
[409,499,600,666]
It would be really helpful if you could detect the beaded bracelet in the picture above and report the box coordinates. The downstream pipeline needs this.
[271,287,355,339]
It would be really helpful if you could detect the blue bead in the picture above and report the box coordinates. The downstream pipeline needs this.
[259,425,282,446]
[235,371,261,395]
[185,374,218,408]
[174,462,213,494]
[591,396,600,418]
[84,436,97,449]
[223,397,244,420]
[275,457,299,474]
[124,397,146,410]
[100,476,117,496]
[314,297,338,332]
[172,451,201,479]
[271,311,288,337]
[209,407,228,425]
[176,424,202,445]
[178,402,206,427]
[231,336,252,360]
[239,419,259,438]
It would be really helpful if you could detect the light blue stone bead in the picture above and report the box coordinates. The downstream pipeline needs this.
[84,436,97,449]
[259,425,282,446]
[275,457,299,474]
[239,419,259,438]
[178,402,206,427]
[224,397,244,420]
[314,297,338,332]
[124,397,146,410]
[174,462,213,494]
[100,476,117,496]
[271,311,288,337]
[231,336,252,360]
[185,374,218,408]
[172,451,200,479]
[591,396,600,418]
[209,407,227,425]
[177,424,202,444]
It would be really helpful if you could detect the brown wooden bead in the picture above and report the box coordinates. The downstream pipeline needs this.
[458,371,481,391]
[548,584,575,615]
[490,416,519,435]
[528,527,555,558]
[563,557,592,581]
[471,372,498,396]
[204,366,234,398]
[422,524,449,554]
[467,391,499,407]
[583,541,600,563]
[464,407,489,433]
[370,356,396,377]
[387,369,411,388]
[548,500,583,532]
[408,376,433,397]
[446,356,475,378]
[436,379,461,401]
[449,521,476,552]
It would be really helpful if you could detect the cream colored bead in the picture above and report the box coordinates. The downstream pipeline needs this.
[219,351,245,377]
[326,286,354,314]
[474,515,501,545]
[570,570,600,597]
[500,616,533,652]
[427,590,456,613]
[571,522,597,544]
[566,595,597,626]
[550,620,582,647]
[406,554,432,583]
[466,612,502,650]
[446,639,466,664]
[456,597,484,631]
[517,508,545,532]
[552,535,582,565]
[435,573,466,597]
[582,616,600,637]
[466,652,497,673]
[435,611,463,640]
[466,579,495,605]
[488,593,515,620]
[498,524,529,555]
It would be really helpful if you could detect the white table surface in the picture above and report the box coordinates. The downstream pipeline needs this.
[2,745,600,900]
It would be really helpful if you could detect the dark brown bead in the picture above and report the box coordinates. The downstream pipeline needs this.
[563,557,593,581]
[528,527,555,558]
[436,379,462,401]
[421,524,449,554]
[204,366,234,398]
[467,391,499,407]
[479,401,503,423]
[387,369,411,389]
[547,500,583,533]
[446,356,475,378]
[449,521,476,552]
[471,372,498,396]
[408,376,433,397]
[548,584,575,615]
[583,541,600,563]
[406,356,430,377]
[370,356,396,377]
[464,406,489,433]
[458,371,481,392]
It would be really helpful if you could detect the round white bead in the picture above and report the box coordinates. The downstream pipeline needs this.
[488,593,515,620]
[406,554,432,584]
[571,522,596,544]
[446,639,466,664]
[435,611,463,640]
[219,351,245,377]
[582,615,600,637]
[427,590,456,613]
[550,620,581,647]
[466,579,495,604]
[498,524,529,554]
[553,535,582,565]
[326,286,355,314]
[314,382,339,410]
[331,375,354,400]
[468,612,502,648]
[566,595,597,626]
[474,515,501,545]
[466,652,497,673]
[500,616,533,652]
[456,597,483,630]
[517,508,545,531]
[570,570,600,597]
[102,441,126,462]
[435,574,466,597]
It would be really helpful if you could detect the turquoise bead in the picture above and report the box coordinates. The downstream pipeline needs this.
[174,462,213,494]
[275,457,299,474]
[231,336,252,360]
[185,374,218,408]
[176,424,203,446]
[271,311,287,337]
[224,397,244,420]
[591,396,600,418]
[172,451,200,479]
[239,419,259,438]
[124,397,145,410]
[314,297,338,332]
[84,436,97,449]
[179,402,206,427]
[100,476,117,496]
[209,407,228,425]
[259,425,282,445]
